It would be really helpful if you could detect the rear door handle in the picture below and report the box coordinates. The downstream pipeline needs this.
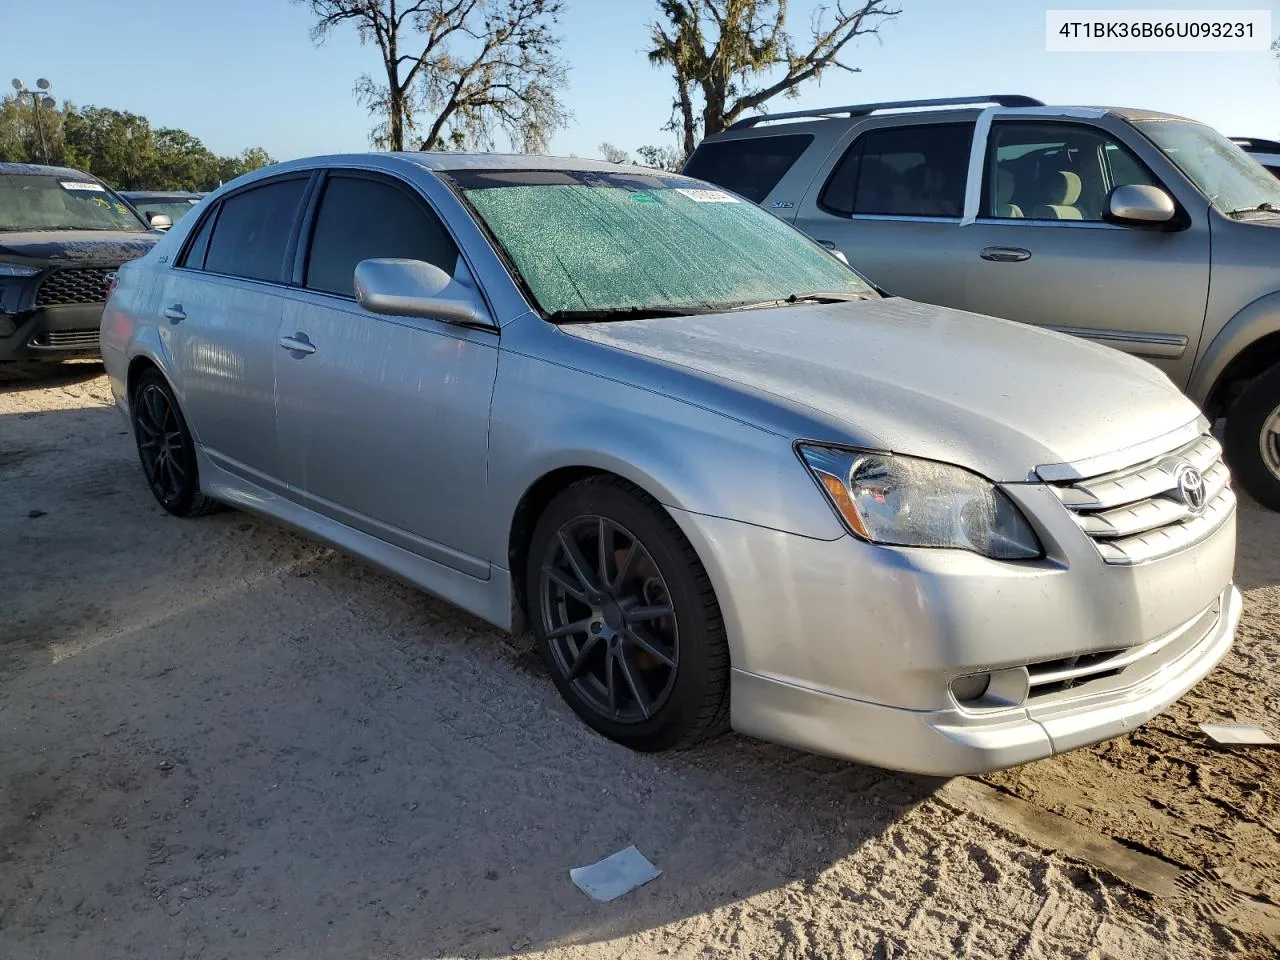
[162,304,186,323]
[980,246,1032,263]
[279,332,317,357]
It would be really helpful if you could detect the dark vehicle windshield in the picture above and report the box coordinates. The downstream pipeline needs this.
[0,174,148,232]
[447,168,873,318]
[130,198,200,224]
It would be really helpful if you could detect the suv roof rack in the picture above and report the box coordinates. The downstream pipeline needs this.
[727,95,1045,131]
[1232,136,1280,153]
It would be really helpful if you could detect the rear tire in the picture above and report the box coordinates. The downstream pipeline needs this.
[526,476,730,751]
[131,368,221,517]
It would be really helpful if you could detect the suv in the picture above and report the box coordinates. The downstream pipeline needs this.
[1231,137,1280,178]
[686,95,1280,510]
[119,190,204,230]
[1,162,158,361]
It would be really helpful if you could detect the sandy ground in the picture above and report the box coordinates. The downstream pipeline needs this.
[1,361,1277,960]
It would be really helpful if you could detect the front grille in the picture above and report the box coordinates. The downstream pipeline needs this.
[34,267,114,307]
[1049,433,1234,565]
[1025,598,1221,701]
[29,329,100,349]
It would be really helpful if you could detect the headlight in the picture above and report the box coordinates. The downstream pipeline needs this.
[797,445,1042,560]
[0,263,40,277]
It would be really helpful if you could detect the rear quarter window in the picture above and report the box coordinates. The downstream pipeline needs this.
[682,134,813,203]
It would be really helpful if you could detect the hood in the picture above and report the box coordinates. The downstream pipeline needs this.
[560,298,1201,482]
[0,230,157,266]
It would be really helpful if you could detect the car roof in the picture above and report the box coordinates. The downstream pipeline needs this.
[391,151,672,176]
[0,161,104,179]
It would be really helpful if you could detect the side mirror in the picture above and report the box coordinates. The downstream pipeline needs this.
[1104,184,1176,226]
[148,213,173,231]
[830,249,850,266]
[354,258,489,326]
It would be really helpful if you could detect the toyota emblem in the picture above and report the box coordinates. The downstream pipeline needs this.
[1174,462,1207,513]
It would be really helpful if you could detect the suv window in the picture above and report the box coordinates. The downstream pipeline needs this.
[984,121,1159,222]
[203,178,308,283]
[682,134,813,203]
[820,123,972,218]
[304,175,459,297]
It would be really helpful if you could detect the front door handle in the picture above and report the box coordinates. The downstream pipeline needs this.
[279,332,317,357]
[816,239,838,249]
[162,304,186,323]
[980,246,1032,263]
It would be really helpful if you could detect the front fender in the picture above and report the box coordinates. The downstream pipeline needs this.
[486,349,846,570]
[1190,290,1280,407]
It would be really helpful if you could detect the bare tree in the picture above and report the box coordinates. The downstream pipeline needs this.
[303,0,569,152]
[648,0,900,157]
[636,143,684,171]
[599,142,631,163]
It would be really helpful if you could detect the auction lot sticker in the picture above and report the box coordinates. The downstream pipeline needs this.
[675,188,739,203]
[60,181,107,191]
[1046,9,1270,51]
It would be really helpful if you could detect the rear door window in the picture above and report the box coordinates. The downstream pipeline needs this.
[179,207,218,270]
[682,134,813,203]
[203,178,308,283]
[820,123,973,218]
[303,174,459,297]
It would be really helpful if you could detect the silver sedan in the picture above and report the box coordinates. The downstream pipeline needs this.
[101,154,1240,774]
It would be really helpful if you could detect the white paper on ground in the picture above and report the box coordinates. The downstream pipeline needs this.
[1199,722,1277,745]
[569,845,661,901]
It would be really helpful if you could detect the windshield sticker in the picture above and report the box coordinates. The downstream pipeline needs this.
[674,188,739,203]
[631,192,658,203]
[60,181,106,192]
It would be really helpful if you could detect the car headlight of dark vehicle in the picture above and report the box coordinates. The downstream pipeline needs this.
[0,263,40,277]
[797,444,1043,560]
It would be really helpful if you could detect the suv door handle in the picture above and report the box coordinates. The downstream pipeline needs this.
[162,304,186,323]
[816,239,837,249]
[279,332,317,357]
[980,246,1032,263]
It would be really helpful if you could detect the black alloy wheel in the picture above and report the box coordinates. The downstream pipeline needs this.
[131,369,219,517]
[527,477,730,751]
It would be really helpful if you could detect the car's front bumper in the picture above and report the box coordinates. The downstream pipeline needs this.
[727,585,1238,775]
[0,303,104,361]
[669,495,1238,776]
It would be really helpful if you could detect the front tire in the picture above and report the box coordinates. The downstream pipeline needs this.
[1224,363,1280,512]
[526,476,730,751]
[131,369,220,517]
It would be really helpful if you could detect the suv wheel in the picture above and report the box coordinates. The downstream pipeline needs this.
[1224,363,1280,511]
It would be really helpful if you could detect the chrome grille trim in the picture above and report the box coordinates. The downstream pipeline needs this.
[34,267,114,306]
[1025,599,1220,700]
[1050,433,1234,566]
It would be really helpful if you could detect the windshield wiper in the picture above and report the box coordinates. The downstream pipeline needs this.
[548,305,710,324]
[1225,201,1280,217]
[730,291,876,311]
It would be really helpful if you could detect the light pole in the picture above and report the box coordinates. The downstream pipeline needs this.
[10,78,56,164]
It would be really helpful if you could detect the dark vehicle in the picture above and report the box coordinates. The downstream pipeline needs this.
[1231,138,1280,178]
[0,163,157,361]
[119,190,204,230]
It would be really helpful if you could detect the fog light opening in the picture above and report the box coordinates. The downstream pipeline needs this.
[951,673,992,704]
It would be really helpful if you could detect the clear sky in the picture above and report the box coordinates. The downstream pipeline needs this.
[2,0,1278,162]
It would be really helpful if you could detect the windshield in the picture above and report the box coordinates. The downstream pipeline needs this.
[0,174,147,233]
[130,199,200,223]
[447,169,873,317]
[1135,119,1280,215]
